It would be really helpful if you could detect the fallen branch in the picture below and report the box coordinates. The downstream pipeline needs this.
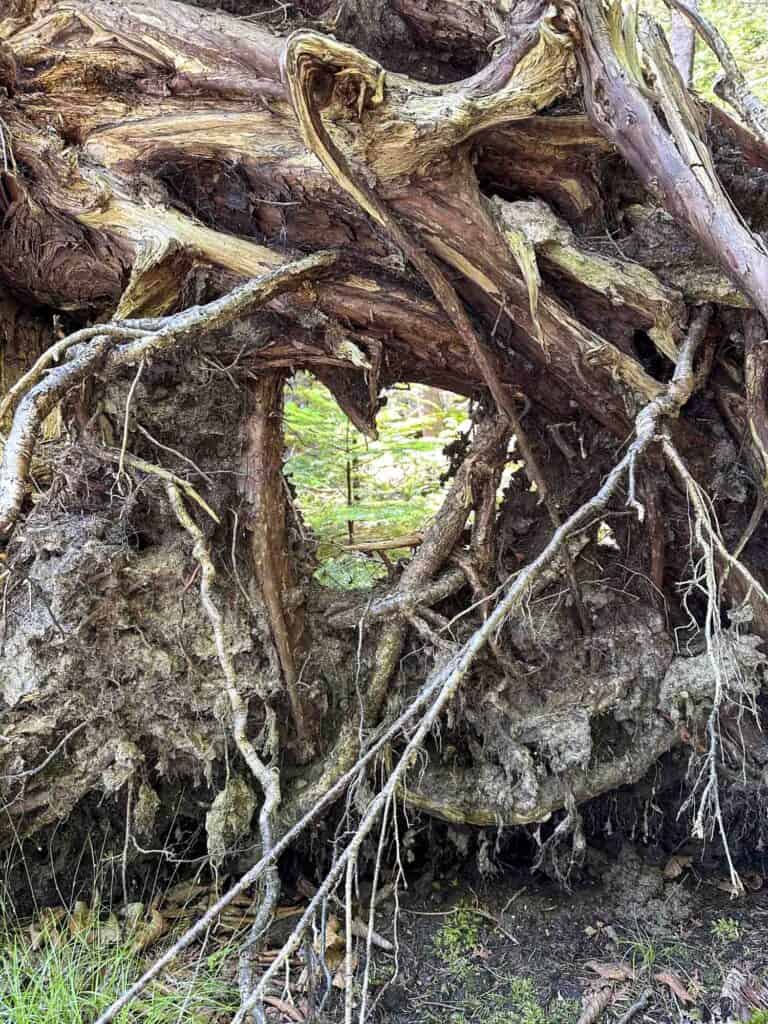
[326,569,466,630]
[342,533,423,553]
[0,334,115,536]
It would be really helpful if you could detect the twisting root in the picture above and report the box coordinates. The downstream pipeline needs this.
[165,483,281,1019]
[627,305,712,521]
[98,288,739,1024]
[0,251,336,538]
[284,32,591,626]
[100,451,220,524]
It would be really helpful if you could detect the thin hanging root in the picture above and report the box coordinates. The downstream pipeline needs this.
[95,638,468,1024]
[101,450,220,523]
[116,358,145,490]
[0,251,336,538]
[664,452,741,892]
[97,302,726,1024]
[663,439,768,609]
[663,438,768,897]
[165,483,281,1015]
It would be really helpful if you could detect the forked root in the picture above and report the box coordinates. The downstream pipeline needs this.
[165,482,281,1018]
[97,295,758,1024]
[0,252,336,537]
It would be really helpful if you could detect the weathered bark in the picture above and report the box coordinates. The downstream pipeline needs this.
[2,0,768,887]
[241,371,315,757]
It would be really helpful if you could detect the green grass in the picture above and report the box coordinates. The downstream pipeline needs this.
[0,921,239,1024]
[445,979,579,1024]
[711,916,741,943]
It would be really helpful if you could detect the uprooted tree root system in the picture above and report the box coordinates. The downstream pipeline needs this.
[2,0,768,1020]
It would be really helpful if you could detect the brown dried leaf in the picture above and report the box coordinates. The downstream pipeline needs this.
[130,909,168,953]
[28,906,66,950]
[332,954,357,990]
[69,901,94,937]
[663,854,692,880]
[263,995,305,1021]
[654,971,694,1004]
[312,914,345,970]
[585,960,635,981]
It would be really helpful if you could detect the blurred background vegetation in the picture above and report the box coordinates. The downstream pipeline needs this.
[284,377,471,588]
[695,0,767,99]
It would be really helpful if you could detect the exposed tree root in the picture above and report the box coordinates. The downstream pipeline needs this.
[241,370,313,756]
[0,252,335,536]
[3,2,768,1020]
[665,0,768,145]
[97,286,763,1024]
[577,0,768,323]
[165,482,281,1016]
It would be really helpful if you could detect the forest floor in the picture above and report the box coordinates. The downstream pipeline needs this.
[366,846,768,1024]
[2,838,768,1022]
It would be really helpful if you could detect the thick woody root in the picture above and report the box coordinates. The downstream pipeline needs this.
[284,30,590,627]
[165,482,281,1014]
[577,0,768,325]
[0,252,336,537]
[280,411,511,827]
[665,0,768,145]
[241,371,313,755]
[96,300,768,1024]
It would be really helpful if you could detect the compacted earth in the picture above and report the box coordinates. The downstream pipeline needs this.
[5,828,768,1024]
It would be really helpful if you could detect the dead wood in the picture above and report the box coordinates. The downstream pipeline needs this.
[2,1,768,1016]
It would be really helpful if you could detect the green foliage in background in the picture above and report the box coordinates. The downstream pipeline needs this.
[647,0,767,101]
[695,0,767,101]
[284,375,469,588]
